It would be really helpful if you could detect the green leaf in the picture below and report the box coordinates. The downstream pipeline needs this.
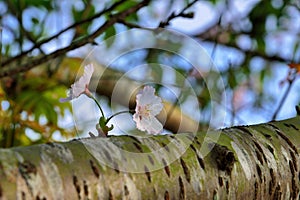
[99,116,107,127]
[228,68,237,89]
[103,25,116,47]
[31,17,39,25]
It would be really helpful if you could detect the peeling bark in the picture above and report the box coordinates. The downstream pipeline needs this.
[1,116,300,199]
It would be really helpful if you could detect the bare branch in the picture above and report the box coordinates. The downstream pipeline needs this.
[1,0,128,67]
[194,24,291,63]
[159,0,199,27]
[0,0,150,78]
[271,71,296,120]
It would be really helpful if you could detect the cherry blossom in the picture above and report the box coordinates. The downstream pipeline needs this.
[60,64,94,102]
[133,86,163,134]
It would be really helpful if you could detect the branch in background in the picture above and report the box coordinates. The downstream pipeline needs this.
[1,0,128,67]
[194,24,291,64]
[0,0,150,78]
[272,69,297,120]
[159,0,199,27]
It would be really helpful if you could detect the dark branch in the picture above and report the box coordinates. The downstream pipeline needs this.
[0,0,150,78]
[1,0,128,67]
[159,0,199,27]
[194,25,291,64]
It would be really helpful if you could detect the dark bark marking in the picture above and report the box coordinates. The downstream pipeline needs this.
[170,135,181,144]
[218,176,223,187]
[275,129,298,155]
[0,184,2,198]
[225,180,229,193]
[128,135,141,144]
[133,142,143,153]
[269,168,276,195]
[21,191,26,200]
[36,196,46,200]
[83,180,88,197]
[189,144,197,153]
[289,149,298,171]
[263,133,272,140]
[152,187,157,196]
[144,165,151,183]
[254,181,258,200]
[284,123,299,131]
[289,160,298,199]
[162,158,171,177]
[18,160,37,196]
[18,160,37,175]
[211,144,236,174]
[103,148,112,162]
[296,105,300,115]
[194,136,201,146]
[284,123,290,128]
[73,175,81,199]
[256,164,262,183]
[164,190,170,200]
[180,158,191,183]
[255,149,264,165]
[189,144,205,170]
[266,144,275,156]
[124,185,129,196]
[196,155,205,170]
[148,155,155,165]
[236,126,253,137]
[290,124,299,131]
[213,190,217,199]
[273,184,282,200]
[108,189,113,200]
[113,161,120,174]
[267,123,279,130]
[253,141,267,163]
[185,134,194,142]
[161,142,170,152]
[45,142,55,147]
[178,176,185,200]
[89,160,100,179]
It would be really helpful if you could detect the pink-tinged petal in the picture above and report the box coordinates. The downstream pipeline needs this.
[61,64,94,102]
[137,86,156,106]
[133,86,163,134]
[144,116,163,134]
[134,115,163,134]
[148,98,163,115]
[72,64,94,97]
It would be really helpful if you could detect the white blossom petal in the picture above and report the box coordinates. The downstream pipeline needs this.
[60,64,94,102]
[133,86,163,134]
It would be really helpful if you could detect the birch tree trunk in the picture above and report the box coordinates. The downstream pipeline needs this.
[1,115,300,199]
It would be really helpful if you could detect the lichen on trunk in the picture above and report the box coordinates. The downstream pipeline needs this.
[0,116,300,199]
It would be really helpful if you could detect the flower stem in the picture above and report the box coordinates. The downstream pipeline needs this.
[106,110,135,124]
[90,95,105,118]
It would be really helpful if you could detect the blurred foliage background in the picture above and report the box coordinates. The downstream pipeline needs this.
[0,0,300,147]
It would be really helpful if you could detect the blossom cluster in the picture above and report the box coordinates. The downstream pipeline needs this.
[61,64,163,136]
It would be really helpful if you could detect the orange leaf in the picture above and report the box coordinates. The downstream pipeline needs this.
[288,63,300,73]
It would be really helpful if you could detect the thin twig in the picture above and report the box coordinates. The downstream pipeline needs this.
[271,75,295,120]
[0,0,150,78]
[159,0,199,28]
